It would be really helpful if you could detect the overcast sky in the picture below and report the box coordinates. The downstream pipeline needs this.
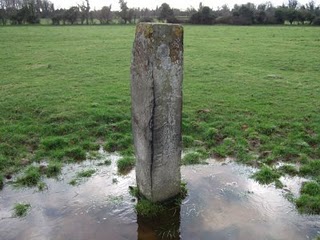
[52,0,318,11]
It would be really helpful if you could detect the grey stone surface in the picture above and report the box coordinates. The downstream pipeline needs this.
[131,23,183,202]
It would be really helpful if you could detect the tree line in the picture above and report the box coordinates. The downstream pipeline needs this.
[0,0,319,26]
[191,1,320,25]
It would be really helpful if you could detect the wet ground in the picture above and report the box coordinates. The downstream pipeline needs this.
[0,152,319,240]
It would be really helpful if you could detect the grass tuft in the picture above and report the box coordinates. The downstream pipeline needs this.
[299,160,320,177]
[77,169,96,178]
[13,203,31,217]
[37,182,47,191]
[278,164,298,176]
[65,147,86,161]
[69,179,77,186]
[296,181,320,214]
[135,199,165,217]
[296,194,320,215]
[212,138,235,158]
[45,162,62,178]
[182,135,194,148]
[252,165,281,185]
[41,137,68,150]
[132,181,188,217]
[129,186,139,198]
[97,159,112,166]
[182,150,207,165]
[0,174,3,190]
[117,156,135,173]
[69,169,96,186]
[180,181,188,198]
[300,181,320,196]
[104,134,132,153]
[15,166,41,187]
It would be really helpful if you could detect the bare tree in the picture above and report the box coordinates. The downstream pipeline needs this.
[118,0,128,23]
[85,0,89,24]
[288,0,298,9]
[97,5,112,24]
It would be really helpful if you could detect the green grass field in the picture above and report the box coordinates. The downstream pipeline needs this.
[0,25,320,211]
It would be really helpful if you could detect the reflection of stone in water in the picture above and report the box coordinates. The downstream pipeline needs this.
[137,203,181,240]
[1,155,320,240]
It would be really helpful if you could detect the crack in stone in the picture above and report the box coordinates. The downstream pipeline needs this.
[149,59,155,201]
[131,23,183,202]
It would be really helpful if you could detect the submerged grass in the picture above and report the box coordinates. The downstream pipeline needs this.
[44,161,62,178]
[69,169,96,186]
[97,159,112,166]
[77,169,96,178]
[0,25,319,212]
[15,166,41,187]
[131,181,188,217]
[13,203,31,217]
[278,164,299,176]
[37,182,47,191]
[135,199,166,217]
[14,162,62,187]
[0,174,3,189]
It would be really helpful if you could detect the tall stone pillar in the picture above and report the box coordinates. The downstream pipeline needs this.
[131,23,183,202]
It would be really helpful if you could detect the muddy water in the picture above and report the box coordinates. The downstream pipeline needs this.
[0,154,319,240]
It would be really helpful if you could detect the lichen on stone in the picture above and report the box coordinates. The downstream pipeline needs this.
[172,25,183,39]
[143,24,154,39]
[169,39,181,63]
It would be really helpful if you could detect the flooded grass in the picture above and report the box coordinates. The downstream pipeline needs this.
[132,181,189,218]
[182,151,207,165]
[135,199,166,217]
[252,165,281,185]
[44,162,62,178]
[296,181,320,214]
[296,195,320,215]
[117,156,135,173]
[13,203,31,217]
[301,182,320,196]
[1,157,319,239]
[278,164,299,176]
[68,169,96,186]
[96,159,112,166]
[0,174,3,190]
[37,182,47,191]
[77,169,96,178]
[68,179,78,186]
[15,166,41,187]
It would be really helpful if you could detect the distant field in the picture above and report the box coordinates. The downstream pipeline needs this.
[0,25,319,183]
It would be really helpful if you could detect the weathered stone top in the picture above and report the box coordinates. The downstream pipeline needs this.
[134,23,183,64]
[135,23,182,41]
[135,23,183,40]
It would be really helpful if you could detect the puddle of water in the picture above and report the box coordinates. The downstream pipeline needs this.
[0,154,319,240]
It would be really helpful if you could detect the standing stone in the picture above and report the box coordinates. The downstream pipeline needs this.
[131,23,183,202]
